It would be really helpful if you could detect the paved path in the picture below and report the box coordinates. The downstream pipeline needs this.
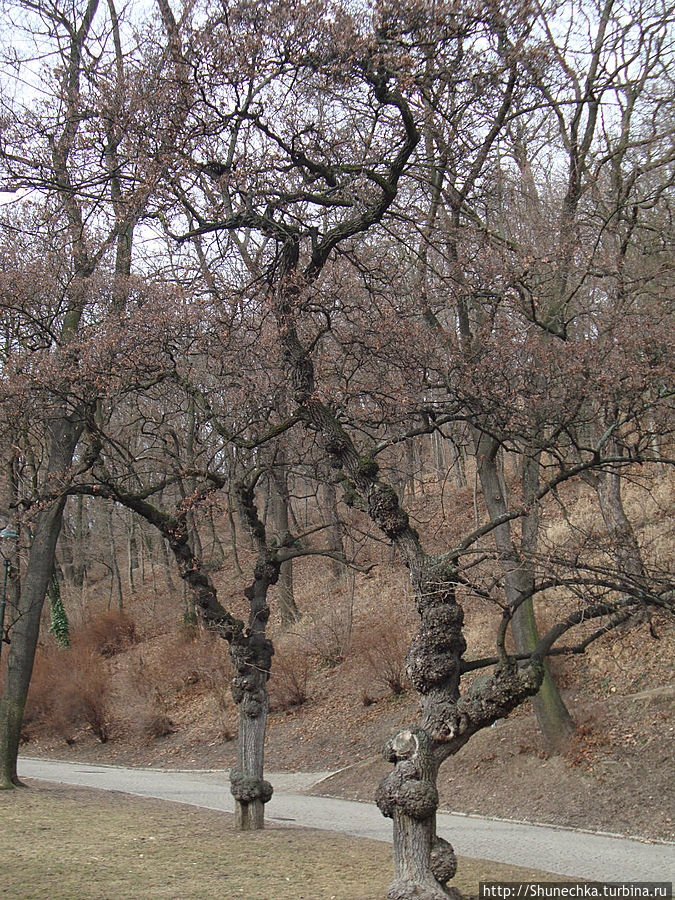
[19,758,674,883]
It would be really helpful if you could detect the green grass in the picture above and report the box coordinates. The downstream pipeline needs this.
[0,782,560,900]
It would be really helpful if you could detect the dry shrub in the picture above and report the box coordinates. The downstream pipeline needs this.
[78,610,137,658]
[354,608,413,696]
[117,658,175,744]
[142,713,174,739]
[301,599,354,668]
[24,644,112,743]
[168,631,233,700]
[133,631,235,739]
[23,610,141,744]
[180,635,236,738]
[269,638,310,711]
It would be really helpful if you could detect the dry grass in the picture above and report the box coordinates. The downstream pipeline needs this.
[0,782,560,900]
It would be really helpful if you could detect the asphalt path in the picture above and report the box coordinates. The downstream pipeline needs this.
[19,758,674,883]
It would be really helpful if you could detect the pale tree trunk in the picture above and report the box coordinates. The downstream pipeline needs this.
[595,468,645,584]
[321,478,345,578]
[474,436,574,750]
[430,430,446,480]
[277,561,295,628]
[0,418,81,788]
[160,537,175,590]
[59,524,78,587]
[449,429,467,490]
[581,398,647,596]
[205,508,225,565]
[0,450,21,641]
[404,438,417,497]
[107,504,124,610]
[73,494,87,586]
[270,460,298,628]
[227,495,243,575]
[587,439,647,618]
[379,730,460,900]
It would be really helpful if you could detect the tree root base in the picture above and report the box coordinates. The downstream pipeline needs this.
[387,878,465,900]
[0,775,27,790]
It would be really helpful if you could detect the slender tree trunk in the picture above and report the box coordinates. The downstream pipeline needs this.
[449,434,467,490]
[206,508,225,564]
[139,523,147,584]
[160,537,175,590]
[270,461,298,628]
[582,426,647,601]
[596,469,645,582]
[59,526,77,587]
[0,450,21,639]
[404,438,417,497]
[474,437,574,751]
[227,496,243,575]
[72,494,86,587]
[0,418,80,789]
[107,504,124,610]
[48,570,70,648]
[127,510,136,594]
[431,430,446,480]
[277,561,295,628]
[321,478,345,578]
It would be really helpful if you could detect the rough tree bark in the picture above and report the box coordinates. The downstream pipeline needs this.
[324,420,544,898]
[229,482,277,829]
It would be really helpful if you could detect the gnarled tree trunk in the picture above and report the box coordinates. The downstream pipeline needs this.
[228,485,279,828]
[275,274,548,894]
[229,560,276,829]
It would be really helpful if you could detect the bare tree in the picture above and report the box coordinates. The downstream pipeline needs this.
[0,0,190,788]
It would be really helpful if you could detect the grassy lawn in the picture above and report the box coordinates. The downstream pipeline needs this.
[0,781,559,899]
